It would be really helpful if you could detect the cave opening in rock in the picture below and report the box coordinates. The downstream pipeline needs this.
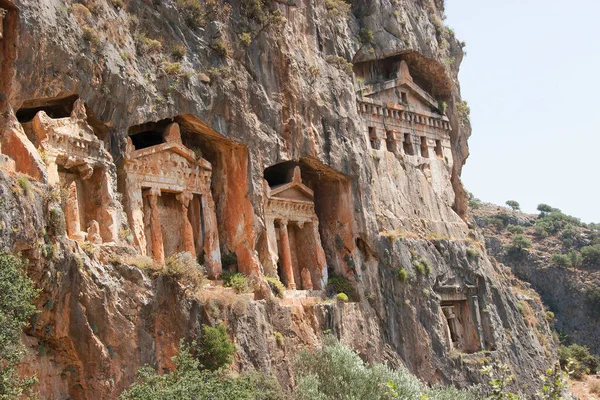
[420,136,429,158]
[16,95,79,123]
[127,119,175,150]
[403,133,414,155]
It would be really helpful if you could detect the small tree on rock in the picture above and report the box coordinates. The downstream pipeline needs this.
[505,200,520,211]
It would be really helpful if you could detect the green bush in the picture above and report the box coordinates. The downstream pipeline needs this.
[551,253,571,268]
[535,211,582,237]
[121,340,283,399]
[537,203,555,213]
[176,0,206,28]
[505,200,520,211]
[294,336,478,400]
[0,253,39,398]
[265,276,285,298]
[197,323,235,371]
[506,224,524,235]
[222,272,249,293]
[336,293,349,302]
[327,276,356,301]
[414,258,430,275]
[171,44,186,60]
[558,344,599,379]
[587,288,600,318]
[358,27,374,44]
[164,252,205,289]
[397,268,407,282]
[581,244,600,266]
[239,32,252,46]
[324,0,351,18]
[17,176,32,196]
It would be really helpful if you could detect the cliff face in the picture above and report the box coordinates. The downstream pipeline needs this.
[471,203,600,356]
[0,0,556,398]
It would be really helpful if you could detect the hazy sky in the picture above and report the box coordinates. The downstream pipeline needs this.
[444,1,600,223]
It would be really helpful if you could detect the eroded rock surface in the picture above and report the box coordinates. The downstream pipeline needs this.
[0,0,556,398]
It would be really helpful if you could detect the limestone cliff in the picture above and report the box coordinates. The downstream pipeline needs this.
[0,0,556,398]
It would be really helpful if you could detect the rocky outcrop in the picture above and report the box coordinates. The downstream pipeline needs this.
[0,0,555,398]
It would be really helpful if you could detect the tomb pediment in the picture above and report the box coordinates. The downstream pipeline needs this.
[129,142,211,171]
[270,183,314,203]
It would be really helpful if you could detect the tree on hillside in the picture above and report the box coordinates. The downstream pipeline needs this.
[0,253,39,398]
[505,200,520,211]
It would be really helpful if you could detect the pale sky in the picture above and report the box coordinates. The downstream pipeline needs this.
[445,1,600,223]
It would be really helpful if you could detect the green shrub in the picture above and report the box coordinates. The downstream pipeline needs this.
[324,0,351,18]
[239,32,252,46]
[197,323,235,371]
[558,344,599,379]
[506,224,524,235]
[551,253,571,268]
[457,101,470,124]
[82,26,100,45]
[505,200,520,211]
[121,340,283,399]
[163,61,182,76]
[222,272,249,293]
[587,288,600,318]
[466,246,480,259]
[265,276,285,298]
[537,203,556,213]
[0,253,39,398]
[17,177,31,195]
[511,234,531,250]
[327,275,356,301]
[545,311,555,321]
[336,292,349,302]
[358,27,374,44]
[171,44,186,60]
[535,211,582,237]
[396,268,407,282]
[176,0,206,29]
[326,55,353,75]
[485,216,505,230]
[164,252,205,289]
[213,39,229,57]
[414,258,430,275]
[294,336,478,400]
[581,244,600,266]
[138,35,162,53]
[274,331,284,347]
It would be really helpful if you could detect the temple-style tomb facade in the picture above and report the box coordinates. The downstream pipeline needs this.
[357,60,453,168]
[263,167,327,290]
[121,122,222,277]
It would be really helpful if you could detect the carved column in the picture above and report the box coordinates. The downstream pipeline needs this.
[65,180,85,242]
[471,295,485,351]
[200,192,222,279]
[0,9,6,40]
[279,220,296,290]
[177,191,196,258]
[146,188,164,264]
[312,221,327,290]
